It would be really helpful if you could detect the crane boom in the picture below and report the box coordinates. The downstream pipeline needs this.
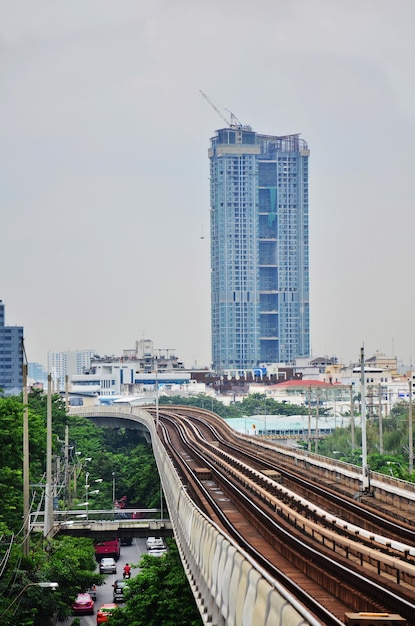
[225,107,243,129]
[200,90,240,128]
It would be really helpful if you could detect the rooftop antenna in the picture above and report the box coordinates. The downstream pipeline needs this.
[200,90,242,129]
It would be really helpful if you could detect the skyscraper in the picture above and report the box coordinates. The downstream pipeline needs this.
[0,300,24,396]
[209,127,309,373]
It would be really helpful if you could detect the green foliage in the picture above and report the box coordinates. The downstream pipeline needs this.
[315,410,415,482]
[0,392,161,624]
[110,540,203,626]
[27,388,68,453]
[117,444,162,508]
[238,392,309,416]
[0,535,102,625]
[0,396,46,531]
[160,392,309,419]
[63,414,160,510]
[38,535,104,621]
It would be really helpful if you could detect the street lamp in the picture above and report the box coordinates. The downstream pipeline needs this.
[72,455,91,501]
[0,582,59,618]
[85,473,102,521]
[85,472,90,520]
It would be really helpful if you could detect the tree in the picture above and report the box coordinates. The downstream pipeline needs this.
[0,393,162,623]
[159,393,309,420]
[110,541,203,626]
[0,535,102,625]
[0,396,46,531]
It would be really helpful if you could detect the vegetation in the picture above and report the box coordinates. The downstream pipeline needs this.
[300,399,415,481]
[110,540,203,626]
[0,390,161,624]
[160,391,309,419]
[0,533,102,625]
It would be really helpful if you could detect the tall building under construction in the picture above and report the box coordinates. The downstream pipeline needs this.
[209,125,310,373]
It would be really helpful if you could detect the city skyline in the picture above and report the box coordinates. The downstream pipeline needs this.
[1,2,415,371]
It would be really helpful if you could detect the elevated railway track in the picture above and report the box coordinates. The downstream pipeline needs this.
[149,406,415,624]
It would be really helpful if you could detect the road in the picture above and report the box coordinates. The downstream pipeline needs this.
[59,537,147,625]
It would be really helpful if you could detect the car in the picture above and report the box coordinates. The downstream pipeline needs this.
[99,557,117,574]
[112,579,128,602]
[146,536,164,549]
[72,592,94,615]
[96,603,118,624]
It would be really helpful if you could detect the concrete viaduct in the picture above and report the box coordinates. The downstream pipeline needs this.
[69,404,323,626]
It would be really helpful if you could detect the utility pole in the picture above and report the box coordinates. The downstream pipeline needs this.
[64,424,69,508]
[44,374,53,537]
[315,388,320,454]
[22,345,30,557]
[350,384,355,449]
[112,472,116,520]
[360,347,369,491]
[409,378,413,474]
[307,386,312,452]
[378,383,383,454]
[155,360,159,431]
[65,374,69,412]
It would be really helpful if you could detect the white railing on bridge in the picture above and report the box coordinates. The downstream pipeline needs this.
[30,508,172,534]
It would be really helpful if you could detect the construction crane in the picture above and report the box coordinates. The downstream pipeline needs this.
[200,90,243,129]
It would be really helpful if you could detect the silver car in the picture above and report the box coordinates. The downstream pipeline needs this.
[99,557,117,574]
[147,546,167,557]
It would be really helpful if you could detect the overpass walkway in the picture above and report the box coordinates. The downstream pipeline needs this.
[69,405,323,626]
[31,508,173,540]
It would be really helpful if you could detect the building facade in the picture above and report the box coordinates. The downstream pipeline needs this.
[48,349,96,391]
[209,127,310,373]
[0,300,24,396]
[28,362,48,387]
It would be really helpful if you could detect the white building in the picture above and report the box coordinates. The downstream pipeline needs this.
[48,349,96,391]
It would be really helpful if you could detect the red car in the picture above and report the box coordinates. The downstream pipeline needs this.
[72,592,94,615]
[96,603,118,624]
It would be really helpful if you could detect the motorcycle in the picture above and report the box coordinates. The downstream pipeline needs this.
[123,570,131,580]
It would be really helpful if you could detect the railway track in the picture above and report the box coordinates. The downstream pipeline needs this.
[149,406,415,624]
[170,407,415,547]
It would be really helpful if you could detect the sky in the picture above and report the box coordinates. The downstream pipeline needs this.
[1,0,415,370]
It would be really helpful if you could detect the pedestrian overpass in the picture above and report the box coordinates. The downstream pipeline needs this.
[69,405,322,626]
[31,508,173,541]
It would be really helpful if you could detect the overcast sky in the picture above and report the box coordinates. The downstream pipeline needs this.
[1,1,415,370]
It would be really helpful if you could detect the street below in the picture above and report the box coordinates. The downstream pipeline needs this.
[58,537,147,625]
